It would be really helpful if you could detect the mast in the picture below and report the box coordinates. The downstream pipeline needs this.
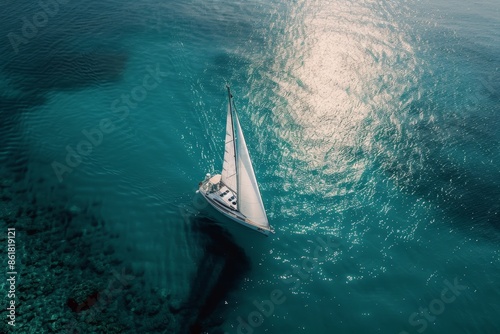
[221,86,238,194]
[227,86,238,202]
[227,86,240,207]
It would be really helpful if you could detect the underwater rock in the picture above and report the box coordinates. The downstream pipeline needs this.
[67,281,102,313]
[103,244,115,256]
[0,200,16,220]
[0,169,179,333]
[14,215,31,231]
[168,296,183,314]
[68,204,82,216]
[89,254,108,275]
[146,298,162,316]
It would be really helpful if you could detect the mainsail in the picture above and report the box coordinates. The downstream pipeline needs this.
[234,111,269,229]
[221,90,237,193]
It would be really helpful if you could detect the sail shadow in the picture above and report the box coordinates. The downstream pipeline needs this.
[179,217,251,334]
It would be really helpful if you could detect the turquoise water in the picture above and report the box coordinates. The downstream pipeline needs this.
[1,0,499,333]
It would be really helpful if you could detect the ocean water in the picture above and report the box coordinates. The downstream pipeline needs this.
[0,0,499,333]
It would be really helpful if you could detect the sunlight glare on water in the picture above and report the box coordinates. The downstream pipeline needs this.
[258,0,420,214]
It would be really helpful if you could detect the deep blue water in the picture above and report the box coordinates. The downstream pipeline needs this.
[1,0,499,333]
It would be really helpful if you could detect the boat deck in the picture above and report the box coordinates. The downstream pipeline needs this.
[200,174,237,210]
[217,185,238,210]
[199,173,274,235]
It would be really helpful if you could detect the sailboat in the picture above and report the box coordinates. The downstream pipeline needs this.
[198,86,274,236]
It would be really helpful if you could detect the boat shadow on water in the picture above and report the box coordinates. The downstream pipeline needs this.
[178,217,251,334]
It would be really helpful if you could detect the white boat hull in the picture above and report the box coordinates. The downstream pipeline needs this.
[198,175,274,236]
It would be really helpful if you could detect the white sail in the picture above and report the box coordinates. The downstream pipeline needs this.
[221,95,238,193]
[234,112,269,228]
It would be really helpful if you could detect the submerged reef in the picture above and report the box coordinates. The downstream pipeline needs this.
[0,169,249,333]
[0,173,176,333]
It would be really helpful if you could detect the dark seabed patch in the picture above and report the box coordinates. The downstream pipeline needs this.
[0,163,179,333]
[178,218,251,334]
[375,103,500,228]
[372,17,500,228]
[3,46,128,94]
